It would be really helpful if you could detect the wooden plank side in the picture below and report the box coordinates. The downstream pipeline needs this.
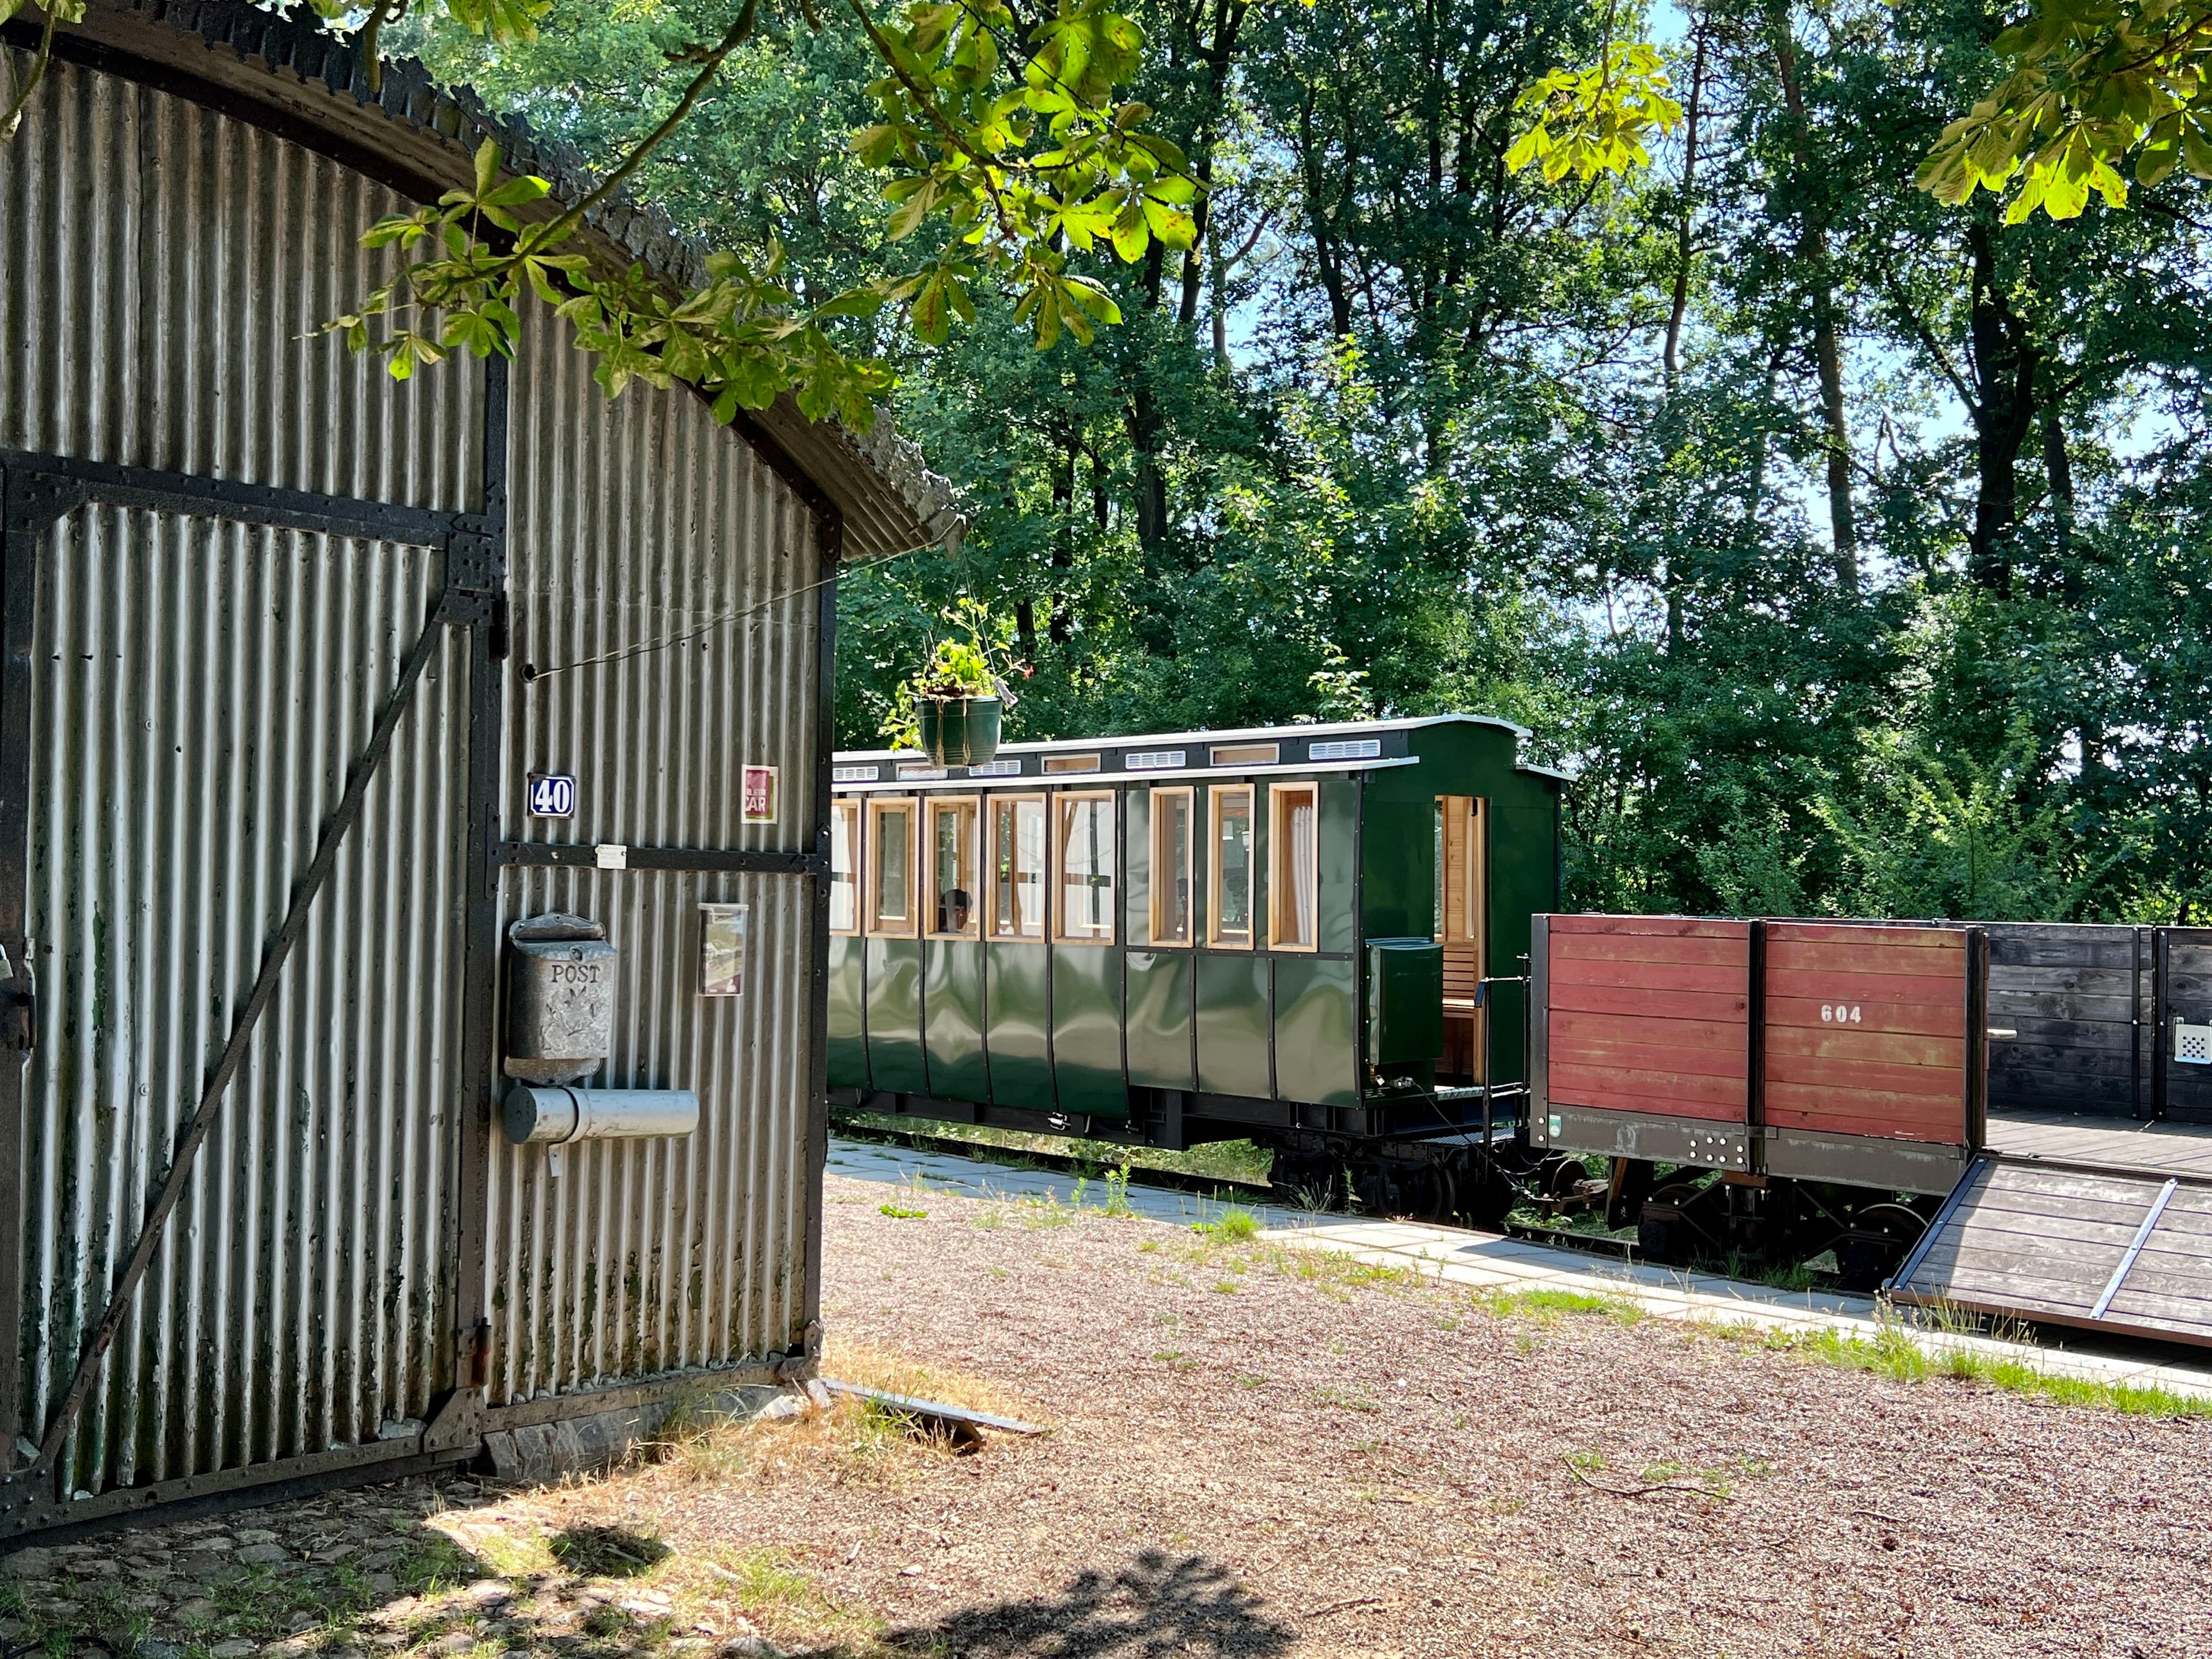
[1767,939,1965,976]
[1986,925,2142,971]
[1549,1036,1749,1084]
[1546,1063,1747,1117]
[1988,962,2139,998]
[1766,1052,1969,1098]
[1766,994,1966,1039]
[1550,956,1748,995]
[1922,1272,2104,1314]
[1549,983,1751,1022]
[1549,933,1749,970]
[1765,1026,1966,1071]
[1767,969,1971,1008]
[1978,1161,2177,1204]
[1547,915,1749,941]
[1769,922,1965,952]
[1988,1024,2138,1059]
[1551,1009,1749,1052]
[1923,1206,2149,1249]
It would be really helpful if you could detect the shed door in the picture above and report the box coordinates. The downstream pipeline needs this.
[1,495,469,1509]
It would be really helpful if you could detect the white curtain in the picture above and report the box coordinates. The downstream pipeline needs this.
[1291,794,1317,946]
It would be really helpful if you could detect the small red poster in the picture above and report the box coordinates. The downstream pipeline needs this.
[742,764,778,823]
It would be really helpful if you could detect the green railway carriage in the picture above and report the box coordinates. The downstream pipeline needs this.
[825,717,1562,1203]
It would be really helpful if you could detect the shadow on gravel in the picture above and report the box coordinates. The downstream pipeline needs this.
[549,1524,674,1578]
[871,1550,1296,1657]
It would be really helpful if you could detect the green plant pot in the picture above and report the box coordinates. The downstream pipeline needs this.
[919,695,1002,767]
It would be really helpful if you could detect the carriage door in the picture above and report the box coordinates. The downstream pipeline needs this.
[1435,796,1488,1084]
[0,470,475,1522]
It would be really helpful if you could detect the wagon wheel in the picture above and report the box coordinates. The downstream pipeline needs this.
[1419,1158,1459,1224]
[1835,1202,1930,1294]
[1539,1153,1587,1198]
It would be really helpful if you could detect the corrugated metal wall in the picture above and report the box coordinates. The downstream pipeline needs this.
[0,57,479,513]
[486,869,812,1400]
[19,506,467,1495]
[502,302,820,855]
[488,304,823,1402]
[5,39,829,1507]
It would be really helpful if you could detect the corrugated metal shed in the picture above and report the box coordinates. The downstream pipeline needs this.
[0,0,949,1537]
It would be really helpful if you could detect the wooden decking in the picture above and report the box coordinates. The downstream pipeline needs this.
[1984,1111,2212,1181]
[1893,1128,2212,1346]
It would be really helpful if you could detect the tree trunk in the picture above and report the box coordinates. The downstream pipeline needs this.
[1129,384,1168,554]
[1176,0,1249,327]
[1965,217,2038,595]
[1049,435,1076,644]
[1767,0,1857,589]
[1657,9,1712,657]
[1662,13,1710,397]
[1297,88,1354,337]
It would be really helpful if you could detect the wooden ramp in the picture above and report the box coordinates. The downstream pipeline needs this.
[1891,1153,2212,1346]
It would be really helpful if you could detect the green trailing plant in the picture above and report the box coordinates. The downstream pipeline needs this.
[880,598,1024,747]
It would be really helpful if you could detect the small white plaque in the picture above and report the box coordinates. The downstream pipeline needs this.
[594,843,628,870]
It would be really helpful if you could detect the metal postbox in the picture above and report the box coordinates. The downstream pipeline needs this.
[505,913,618,1084]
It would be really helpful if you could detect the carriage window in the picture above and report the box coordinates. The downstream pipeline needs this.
[927,797,979,938]
[1055,793,1116,944]
[866,797,918,934]
[1150,787,1194,946]
[989,795,1048,939]
[1270,783,1319,950]
[1209,785,1254,947]
[830,800,860,934]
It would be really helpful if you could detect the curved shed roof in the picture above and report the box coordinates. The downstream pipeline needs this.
[31,0,964,563]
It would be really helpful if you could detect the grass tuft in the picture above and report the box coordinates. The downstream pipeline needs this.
[1793,1319,2212,1416]
[1193,1206,1261,1243]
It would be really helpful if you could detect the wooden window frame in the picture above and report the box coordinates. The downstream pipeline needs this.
[925,795,982,940]
[865,796,920,937]
[1052,790,1118,946]
[1468,797,1487,951]
[1207,783,1256,949]
[1149,786,1195,948]
[1267,781,1320,953]
[986,792,1050,941]
[829,798,861,937]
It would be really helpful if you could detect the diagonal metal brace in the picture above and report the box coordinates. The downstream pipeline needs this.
[2,472,90,541]
[2,589,457,1509]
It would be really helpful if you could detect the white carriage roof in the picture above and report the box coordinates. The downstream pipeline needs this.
[836,712,1531,764]
[832,713,1564,790]
[52,0,964,565]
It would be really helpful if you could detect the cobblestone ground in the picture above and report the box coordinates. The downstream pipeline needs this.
[0,1475,795,1659]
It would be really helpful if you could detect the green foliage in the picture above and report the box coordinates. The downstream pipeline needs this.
[1918,0,2212,220]
[279,0,1196,423]
[1507,42,1684,183]
[18,0,2199,925]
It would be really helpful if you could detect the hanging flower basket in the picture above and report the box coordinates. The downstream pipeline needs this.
[919,694,1003,768]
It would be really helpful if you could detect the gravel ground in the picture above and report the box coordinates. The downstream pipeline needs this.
[5,1172,2208,1659]
[782,1175,2212,1659]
